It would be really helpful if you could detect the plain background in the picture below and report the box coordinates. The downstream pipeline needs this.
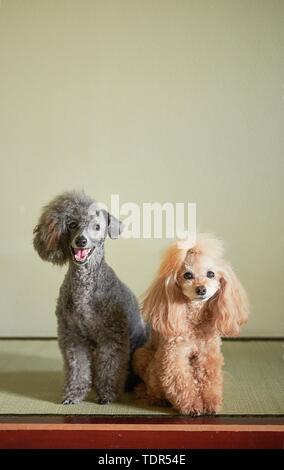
[0,0,283,337]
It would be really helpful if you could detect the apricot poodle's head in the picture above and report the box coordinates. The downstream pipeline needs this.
[142,235,249,337]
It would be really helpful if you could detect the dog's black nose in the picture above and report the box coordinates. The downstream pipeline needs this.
[196,285,207,296]
[75,235,87,247]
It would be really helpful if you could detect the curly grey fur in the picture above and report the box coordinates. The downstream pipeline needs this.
[33,191,147,405]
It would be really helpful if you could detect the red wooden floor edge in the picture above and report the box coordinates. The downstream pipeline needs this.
[0,416,283,449]
[0,429,283,449]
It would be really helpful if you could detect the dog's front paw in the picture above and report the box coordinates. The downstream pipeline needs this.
[178,400,204,416]
[62,398,75,405]
[97,398,111,405]
[202,403,221,415]
[203,408,217,415]
[177,396,204,416]
[179,406,203,416]
[202,396,222,415]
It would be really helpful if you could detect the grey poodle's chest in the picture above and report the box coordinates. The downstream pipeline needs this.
[59,277,103,334]
[71,309,98,338]
[64,294,109,343]
[57,262,132,343]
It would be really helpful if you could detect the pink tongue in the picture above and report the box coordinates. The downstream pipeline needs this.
[74,248,90,261]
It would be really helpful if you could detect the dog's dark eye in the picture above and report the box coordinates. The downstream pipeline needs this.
[95,224,100,231]
[184,271,194,280]
[207,271,215,278]
[68,221,78,230]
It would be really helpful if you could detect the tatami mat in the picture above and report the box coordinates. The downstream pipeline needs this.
[0,340,283,415]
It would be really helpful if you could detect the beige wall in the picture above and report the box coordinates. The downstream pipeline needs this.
[0,0,283,336]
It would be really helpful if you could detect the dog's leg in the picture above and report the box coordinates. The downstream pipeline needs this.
[94,336,129,404]
[133,347,168,406]
[157,340,203,415]
[58,333,93,405]
[198,351,224,415]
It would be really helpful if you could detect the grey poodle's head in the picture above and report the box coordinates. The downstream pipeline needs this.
[33,191,123,266]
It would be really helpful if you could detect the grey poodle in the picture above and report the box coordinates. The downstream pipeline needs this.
[33,191,147,405]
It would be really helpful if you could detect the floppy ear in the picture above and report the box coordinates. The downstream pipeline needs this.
[107,213,124,239]
[142,242,191,337]
[33,198,68,266]
[213,264,249,337]
[142,273,187,337]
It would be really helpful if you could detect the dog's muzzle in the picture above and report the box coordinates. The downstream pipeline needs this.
[71,246,95,264]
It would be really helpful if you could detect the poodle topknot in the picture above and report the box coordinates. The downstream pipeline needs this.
[133,234,249,415]
[33,190,147,405]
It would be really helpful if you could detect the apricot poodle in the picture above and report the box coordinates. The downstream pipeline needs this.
[133,235,249,415]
